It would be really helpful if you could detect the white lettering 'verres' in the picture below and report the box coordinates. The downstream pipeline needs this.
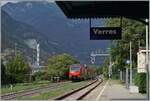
[93,29,117,35]
[93,29,98,34]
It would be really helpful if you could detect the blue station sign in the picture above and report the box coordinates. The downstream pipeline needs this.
[90,27,122,40]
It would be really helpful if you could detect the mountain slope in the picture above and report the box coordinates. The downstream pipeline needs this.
[1,9,65,64]
[2,1,110,64]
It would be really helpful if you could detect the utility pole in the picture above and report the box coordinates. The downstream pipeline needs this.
[37,43,40,68]
[126,67,129,89]
[109,56,112,79]
[129,41,132,86]
[90,51,95,64]
[120,70,123,81]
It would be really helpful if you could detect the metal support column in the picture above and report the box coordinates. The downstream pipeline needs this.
[109,56,112,79]
[126,67,129,89]
[130,41,132,86]
[120,70,123,81]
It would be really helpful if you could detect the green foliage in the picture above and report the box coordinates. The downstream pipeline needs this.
[46,53,79,80]
[95,67,103,75]
[6,54,30,83]
[111,64,120,79]
[1,61,7,85]
[102,57,109,78]
[106,18,146,92]
[1,80,50,94]
[18,81,89,100]
[135,73,146,93]
[33,71,46,81]
[106,18,145,67]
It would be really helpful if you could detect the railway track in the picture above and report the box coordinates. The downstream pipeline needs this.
[54,78,103,100]
[1,81,70,100]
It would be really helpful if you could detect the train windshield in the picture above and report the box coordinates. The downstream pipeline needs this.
[71,66,80,71]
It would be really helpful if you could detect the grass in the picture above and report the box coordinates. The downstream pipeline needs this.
[1,80,51,94]
[17,81,90,100]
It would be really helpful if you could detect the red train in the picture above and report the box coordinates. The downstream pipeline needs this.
[69,64,95,81]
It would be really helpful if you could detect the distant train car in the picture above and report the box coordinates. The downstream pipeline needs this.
[69,64,95,81]
[69,64,85,81]
[86,67,95,80]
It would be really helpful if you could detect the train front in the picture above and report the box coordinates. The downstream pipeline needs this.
[69,64,81,81]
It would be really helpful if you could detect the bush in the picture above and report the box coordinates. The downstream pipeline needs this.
[6,54,30,84]
[112,73,119,79]
[103,66,109,79]
[134,73,146,93]
[33,71,46,81]
[1,62,7,85]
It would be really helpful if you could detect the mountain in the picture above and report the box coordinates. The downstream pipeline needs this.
[1,9,68,64]
[2,1,110,64]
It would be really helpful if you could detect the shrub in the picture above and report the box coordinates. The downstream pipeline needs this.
[134,73,146,93]
[6,54,30,84]
[33,71,46,81]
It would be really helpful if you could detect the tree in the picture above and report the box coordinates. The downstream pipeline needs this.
[6,54,30,83]
[95,67,103,75]
[106,18,145,67]
[46,53,79,80]
[1,61,7,85]
[102,57,109,79]
[33,71,46,81]
[106,17,146,92]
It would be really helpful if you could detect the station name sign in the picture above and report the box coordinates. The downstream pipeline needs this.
[90,27,122,40]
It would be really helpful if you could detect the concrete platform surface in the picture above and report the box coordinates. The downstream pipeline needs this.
[83,79,147,100]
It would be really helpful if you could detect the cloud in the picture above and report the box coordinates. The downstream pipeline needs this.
[26,2,32,8]
[24,39,37,49]
[0,0,18,6]
[0,0,55,7]
[46,0,55,3]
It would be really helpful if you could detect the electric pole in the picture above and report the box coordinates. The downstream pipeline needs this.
[130,41,132,86]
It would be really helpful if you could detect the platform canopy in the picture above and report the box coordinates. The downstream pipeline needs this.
[56,1,149,24]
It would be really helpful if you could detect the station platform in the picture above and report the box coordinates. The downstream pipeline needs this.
[83,79,147,100]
